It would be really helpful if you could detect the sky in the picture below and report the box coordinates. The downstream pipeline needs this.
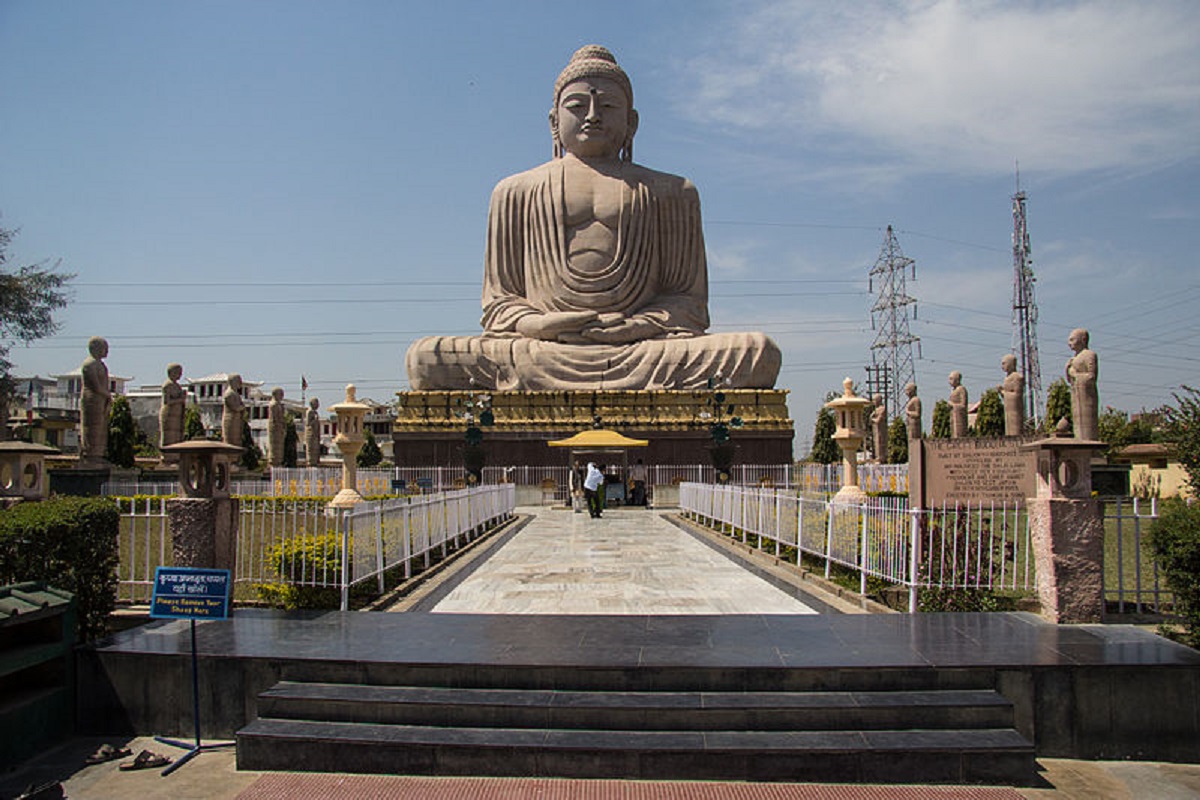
[2,0,1198,455]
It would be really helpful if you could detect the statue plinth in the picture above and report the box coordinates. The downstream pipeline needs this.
[393,389,793,467]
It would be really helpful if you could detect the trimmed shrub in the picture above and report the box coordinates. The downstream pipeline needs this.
[1147,498,1200,648]
[0,497,120,640]
[255,532,342,610]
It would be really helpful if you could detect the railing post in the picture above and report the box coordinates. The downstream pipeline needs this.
[824,499,833,580]
[859,503,868,599]
[339,508,350,612]
[375,502,385,595]
[908,509,920,613]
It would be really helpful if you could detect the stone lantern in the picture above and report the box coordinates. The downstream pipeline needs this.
[825,378,873,504]
[163,441,243,499]
[161,440,244,571]
[329,384,368,509]
[0,442,59,503]
[1022,433,1105,623]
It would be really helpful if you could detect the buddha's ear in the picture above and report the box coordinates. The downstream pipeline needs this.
[628,108,639,140]
[548,108,561,158]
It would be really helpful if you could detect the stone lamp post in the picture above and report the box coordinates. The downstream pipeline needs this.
[825,378,873,504]
[0,441,59,504]
[161,440,244,571]
[329,384,368,509]
[1022,433,1105,623]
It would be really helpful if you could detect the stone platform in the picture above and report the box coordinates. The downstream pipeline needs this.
[392,389,794,466]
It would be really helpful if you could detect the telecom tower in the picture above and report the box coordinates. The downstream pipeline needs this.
[867,225,920,420]
[1011,177,1043,428]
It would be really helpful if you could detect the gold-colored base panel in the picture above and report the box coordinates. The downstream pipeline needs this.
[394,389,792,435]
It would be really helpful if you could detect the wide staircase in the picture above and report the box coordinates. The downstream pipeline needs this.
[236,663,1036,785]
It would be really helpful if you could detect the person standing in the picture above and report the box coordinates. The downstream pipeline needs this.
[629,458,648,506]
[583,462,605,519]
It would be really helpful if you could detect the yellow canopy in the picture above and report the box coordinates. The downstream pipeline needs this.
[547,429,649,448]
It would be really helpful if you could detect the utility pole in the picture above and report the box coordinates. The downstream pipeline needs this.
[1011,173,1043,428]
[867,225,920,420]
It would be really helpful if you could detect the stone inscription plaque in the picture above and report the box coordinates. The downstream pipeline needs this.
[921,437,1037,506]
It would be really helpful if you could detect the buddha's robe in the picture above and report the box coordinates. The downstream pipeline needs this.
[405,160,780,391]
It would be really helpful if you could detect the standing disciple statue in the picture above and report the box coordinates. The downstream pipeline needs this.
[159,363,187,457]
[79,336,111,464]
[222,374,245,447]
[405,45,780,392]
[904,383,922,441]
[1001,354,1025,437]
[948,371,969,438]
[1066,328,1099,440]
[305,398,321,467]
[870,393,888,463]
[268,387,286,467]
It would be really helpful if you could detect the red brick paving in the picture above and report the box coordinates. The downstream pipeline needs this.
[236,775,1025,799]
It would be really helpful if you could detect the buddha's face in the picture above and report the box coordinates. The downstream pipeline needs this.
[556,77,631,160]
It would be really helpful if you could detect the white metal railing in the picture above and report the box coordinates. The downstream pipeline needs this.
[680,482,1031,612]
[1102,496,1166,614]
[794,463,909,495]
[336,484,515,608]
[680,483,1168,616]
[114,485,516,609]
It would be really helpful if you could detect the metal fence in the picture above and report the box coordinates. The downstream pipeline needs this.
[114,484,516,609]
[679,483,1167,616]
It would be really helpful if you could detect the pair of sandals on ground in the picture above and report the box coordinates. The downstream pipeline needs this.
[85,743,171,771]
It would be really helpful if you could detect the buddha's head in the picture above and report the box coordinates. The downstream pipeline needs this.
[948,371,962,388]
[167,363,183,382]
[550,45,638,162]
[1001,354,1017,374]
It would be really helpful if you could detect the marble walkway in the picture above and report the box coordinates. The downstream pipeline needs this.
[424,507,818,615]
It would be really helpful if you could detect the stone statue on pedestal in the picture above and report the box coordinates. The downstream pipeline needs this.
[1066,328,1098,440]
[405,45,780,392]
[904,383,922,441]
[222,374,245,447]
[948,371,968,438]
[79,336,111,464]
[268,387,285,467]
[870,393,888,463]
[305,398,321,467]
[159,363,186,452]
[1001,354,1025,437]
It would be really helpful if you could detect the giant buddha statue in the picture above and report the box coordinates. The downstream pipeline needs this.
[405,45,781,391]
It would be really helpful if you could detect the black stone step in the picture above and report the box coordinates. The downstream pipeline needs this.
[236,717,1036,784]
[256,682,1016,732]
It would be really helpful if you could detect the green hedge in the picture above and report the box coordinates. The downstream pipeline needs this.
[1147,498,1200,648]
[255,532,343,610]
[0,497,120,641]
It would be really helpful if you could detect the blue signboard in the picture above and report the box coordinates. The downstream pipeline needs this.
[150,567,231,620]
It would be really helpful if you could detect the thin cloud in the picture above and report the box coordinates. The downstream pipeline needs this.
[678,0,1200,178]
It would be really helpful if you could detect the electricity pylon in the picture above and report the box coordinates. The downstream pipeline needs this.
[867,225,920,419]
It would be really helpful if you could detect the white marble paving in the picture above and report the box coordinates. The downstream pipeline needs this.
[429,507,817,615]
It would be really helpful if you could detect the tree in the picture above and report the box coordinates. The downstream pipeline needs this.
[357,428,382,468]
[1098,406,1156,456]
[105,395,138,468]
[239,419,261,470]
[973,389,1004,437]
[1044,378,1072,434]
[887,416,908,463]
[930,400,951,439]
[283,413,299,468]
[0,225,73,438]
[183,404,206,440]
[809,403,839,464]
[1160,385,1200,497]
